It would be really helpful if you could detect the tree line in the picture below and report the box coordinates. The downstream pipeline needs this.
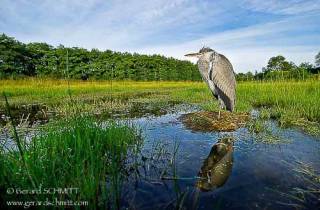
[236,54,320,81]
[0,33,200,81]
[1,33,319,81]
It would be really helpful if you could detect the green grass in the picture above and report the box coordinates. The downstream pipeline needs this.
[1,78,320,131]
[237,81,320,122]
[0,115,142,209]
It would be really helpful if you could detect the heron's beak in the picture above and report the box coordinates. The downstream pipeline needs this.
[184,52,201,58]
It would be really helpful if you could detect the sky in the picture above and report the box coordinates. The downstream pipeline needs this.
[0,0,319,73]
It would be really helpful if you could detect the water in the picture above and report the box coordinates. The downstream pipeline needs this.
[1,104,319,209]
[120,107,320,210]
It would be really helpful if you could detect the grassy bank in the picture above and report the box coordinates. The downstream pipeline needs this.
[1,78,319,132]
[236,80,320,135]
[1,79,319,115]
[0,115,142,209]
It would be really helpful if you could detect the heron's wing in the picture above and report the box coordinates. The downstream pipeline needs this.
[209,54,236,111]
[207,79,219,100]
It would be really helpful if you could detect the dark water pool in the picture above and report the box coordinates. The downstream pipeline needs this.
[120,108,320,210]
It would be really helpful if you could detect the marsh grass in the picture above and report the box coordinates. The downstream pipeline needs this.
[244,109,292,144]
[246,119,287,144]
[1,78,319,134]
[236,80,320,130]
[0,111,142,209]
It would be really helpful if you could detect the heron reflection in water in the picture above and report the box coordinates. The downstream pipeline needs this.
[190,137,234,209]
[196,137,234,191]
[163,137,234,209]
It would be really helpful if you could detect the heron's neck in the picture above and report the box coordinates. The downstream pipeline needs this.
[197,58,210,81]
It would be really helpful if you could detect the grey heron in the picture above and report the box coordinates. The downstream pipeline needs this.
[185,47,236,118]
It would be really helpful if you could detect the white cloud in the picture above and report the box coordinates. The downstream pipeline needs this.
[0,0,319,73]
[135,14,320,72]
[242,0,320,15]
[0,0,235,49]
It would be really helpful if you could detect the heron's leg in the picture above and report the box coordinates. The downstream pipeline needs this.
[217,97,225,119]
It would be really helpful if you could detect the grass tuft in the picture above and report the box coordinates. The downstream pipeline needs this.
[0,115,142,208]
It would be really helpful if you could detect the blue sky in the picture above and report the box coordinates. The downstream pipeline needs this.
[0,0,319,73]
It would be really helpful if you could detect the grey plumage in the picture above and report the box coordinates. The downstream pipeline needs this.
[185,47,236,112]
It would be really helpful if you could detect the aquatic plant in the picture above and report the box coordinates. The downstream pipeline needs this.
[277,161,320,209]
[0,113,142,209]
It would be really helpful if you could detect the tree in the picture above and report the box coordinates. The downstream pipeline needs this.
[315,51,320,67]
[266,55,294,72]
[245,72,254,81]
[264,55,299,80]
[0,33,36,76]
[299,62,313,75]
[299,62,313,70]
[26,42,53,75]
[283,61,296,71]
[267,55,286,71]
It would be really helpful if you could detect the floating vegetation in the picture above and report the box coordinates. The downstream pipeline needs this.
[246,118,290,144]
[53,98,132,117]
[179,111,249,132]
[259,108,272,120]
[0,103,49,126]
[246,118,266,133]
[281,117,320,137]
[277,160,320,209]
